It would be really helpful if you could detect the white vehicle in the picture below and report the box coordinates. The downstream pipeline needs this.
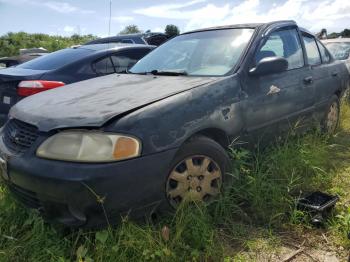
[323,38,350,73]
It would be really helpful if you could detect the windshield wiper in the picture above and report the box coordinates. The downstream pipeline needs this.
[149,70,188,76]
[128,69,188,76]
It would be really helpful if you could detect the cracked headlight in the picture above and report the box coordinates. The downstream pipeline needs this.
[36,130,141,162]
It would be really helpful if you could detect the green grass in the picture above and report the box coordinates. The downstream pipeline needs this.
[1,104,350,261]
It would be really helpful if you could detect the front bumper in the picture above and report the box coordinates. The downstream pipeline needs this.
[1,146,178,228]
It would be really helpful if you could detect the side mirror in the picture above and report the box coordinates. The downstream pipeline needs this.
[249,56,288,76]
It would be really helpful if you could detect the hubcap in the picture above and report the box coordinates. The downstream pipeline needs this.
[166,155,222,207]
[326,102,339,133]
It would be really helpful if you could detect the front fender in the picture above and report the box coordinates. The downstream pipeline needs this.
[107,75,244,155]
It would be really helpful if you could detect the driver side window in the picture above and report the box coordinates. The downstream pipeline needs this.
[256,29,304,70]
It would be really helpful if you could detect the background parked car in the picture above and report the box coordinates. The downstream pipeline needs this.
[323,39,350,98]
[1,21,348,228]
[85,32,169,46]
[0,43,154,124]
[322,38,350,73]
[0,48,49,68]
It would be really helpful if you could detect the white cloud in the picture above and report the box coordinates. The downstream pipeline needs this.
[151,27,164,33]
[135,0,350,32]
[44,1,95,14]
[63,25,75,33]
[111,16,134,23]
[44,1,77,13]
[0,0,95,14]
[134,0,207,19]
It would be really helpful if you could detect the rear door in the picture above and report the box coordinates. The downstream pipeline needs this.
[243,27,312,140]
[302,35,341,115]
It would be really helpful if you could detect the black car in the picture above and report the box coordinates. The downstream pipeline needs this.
[85,32,169,46]
[0,44,154,125]
[0,21,348,228]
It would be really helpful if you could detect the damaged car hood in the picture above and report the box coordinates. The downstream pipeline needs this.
[10,73,219,131]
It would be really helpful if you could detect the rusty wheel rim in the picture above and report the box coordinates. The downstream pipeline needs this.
[326,102,339,133]
[166,155,222,207]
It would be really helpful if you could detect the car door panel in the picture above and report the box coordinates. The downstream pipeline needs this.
[242,28,313,142]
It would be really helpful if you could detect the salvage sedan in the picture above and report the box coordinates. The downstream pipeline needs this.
[0,20,348,228]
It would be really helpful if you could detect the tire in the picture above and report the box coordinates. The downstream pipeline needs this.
[322,95,340,134]
[165,135,230,208]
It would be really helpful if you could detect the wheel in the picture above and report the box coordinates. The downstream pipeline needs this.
[165,136,230,208]
[322,95,340,134]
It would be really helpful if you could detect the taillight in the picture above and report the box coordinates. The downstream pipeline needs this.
[17,80,65,97]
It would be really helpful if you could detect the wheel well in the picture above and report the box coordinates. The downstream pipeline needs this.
[191,128,230,149]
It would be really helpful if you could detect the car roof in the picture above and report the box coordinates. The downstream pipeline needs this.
[183,23,264,34]
[72,43,156,55]
[182,20,298,35]
[322,38,350,43]
[76,43,154,52]
[84,33,168,45]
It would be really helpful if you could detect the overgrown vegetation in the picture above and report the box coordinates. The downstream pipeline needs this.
[0,24,182,58]
[0,32,96,57]
[1,104,350,261]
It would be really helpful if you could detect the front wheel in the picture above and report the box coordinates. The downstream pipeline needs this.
[165,136,230,208]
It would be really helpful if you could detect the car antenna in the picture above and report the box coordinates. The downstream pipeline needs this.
[104,0,112,74]
[108,0,112,38]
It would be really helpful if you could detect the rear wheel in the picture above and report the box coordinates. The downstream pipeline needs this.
[165,136,230,208]
[322,95,340,134]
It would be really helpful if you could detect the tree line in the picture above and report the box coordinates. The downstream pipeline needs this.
[0,24,348,58]
[0,24,180,57]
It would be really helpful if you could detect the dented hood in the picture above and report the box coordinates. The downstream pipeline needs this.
[10,73,218,131]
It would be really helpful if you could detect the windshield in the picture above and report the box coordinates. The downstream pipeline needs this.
[324,42,350,60]
[130,28,254,76]
[17,48,92,70]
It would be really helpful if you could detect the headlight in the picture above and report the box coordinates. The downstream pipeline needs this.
[36,131,141,162]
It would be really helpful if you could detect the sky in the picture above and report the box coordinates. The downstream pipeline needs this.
[0,0,349,37]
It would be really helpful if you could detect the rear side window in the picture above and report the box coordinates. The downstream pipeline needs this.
[316,41,330,63]
[92,56,115,75]
[17,48,91,70]
[111,48,152,73]
[256,29,304,70]
[303,35,321,66]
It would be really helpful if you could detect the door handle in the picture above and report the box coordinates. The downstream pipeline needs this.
[303,76,313,85]
[332,71,338,77]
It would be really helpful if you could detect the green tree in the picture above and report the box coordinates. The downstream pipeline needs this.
[0,32,96,57]
[119,25,141,35]
[341,29,350,38]
[165,24,180,38]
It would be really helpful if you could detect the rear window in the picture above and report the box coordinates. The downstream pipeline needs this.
[17,48,92,70]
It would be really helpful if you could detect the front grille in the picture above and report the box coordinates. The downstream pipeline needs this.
[3,119,39,153]
[8,183,41,209]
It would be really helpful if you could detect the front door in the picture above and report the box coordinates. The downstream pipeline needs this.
[241,27,313,143]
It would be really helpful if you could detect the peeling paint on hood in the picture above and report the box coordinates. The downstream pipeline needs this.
[10,73,219,131]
